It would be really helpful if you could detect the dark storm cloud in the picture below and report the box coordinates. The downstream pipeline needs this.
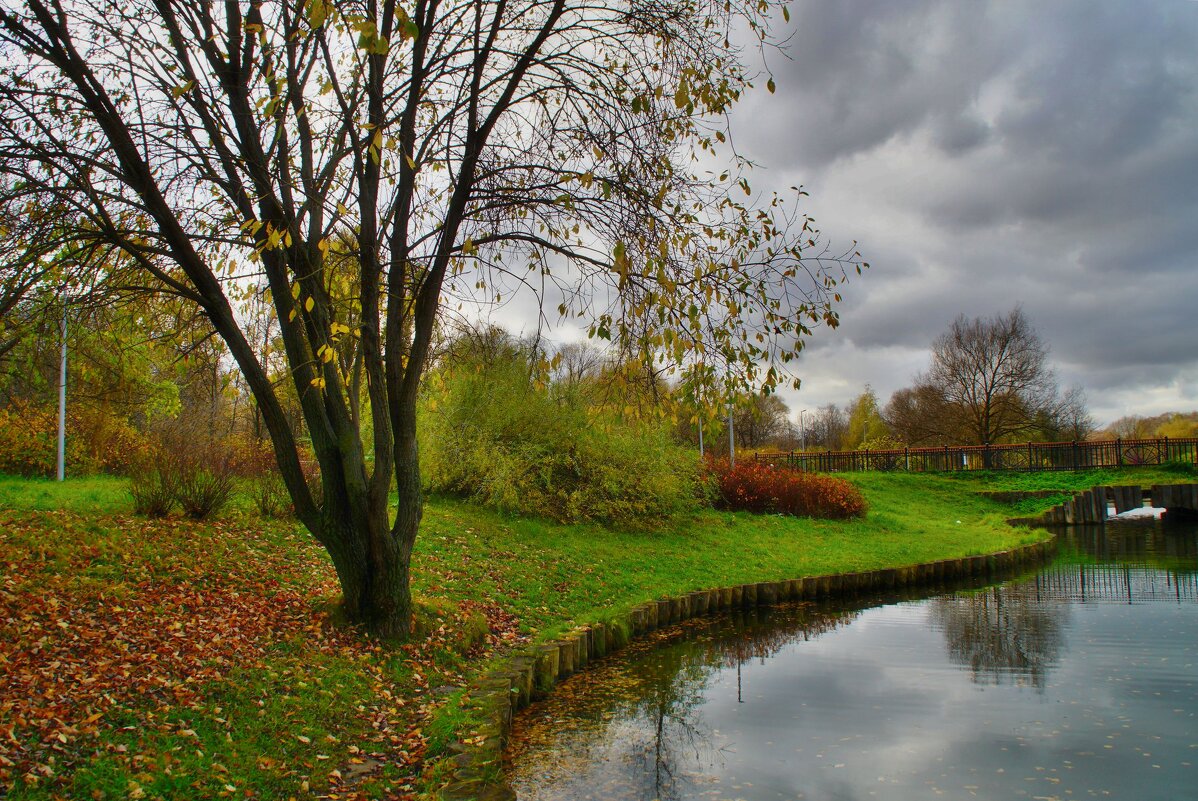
[740,0,1198,422]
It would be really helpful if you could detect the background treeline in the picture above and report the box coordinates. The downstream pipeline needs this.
[3,290,1191,515]
[750,308,1196,452]
[0,286,864,523]
[1094,411,1198,441]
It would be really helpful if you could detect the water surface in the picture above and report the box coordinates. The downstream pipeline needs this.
[506,523,1198,801]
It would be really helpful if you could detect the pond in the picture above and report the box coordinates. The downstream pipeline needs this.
[505,523,1198,801]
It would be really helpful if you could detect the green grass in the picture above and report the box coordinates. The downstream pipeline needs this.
[0,473,133,514]
[0,468,1089,799]
[411,470,1044,641]
[923,464,1195,516]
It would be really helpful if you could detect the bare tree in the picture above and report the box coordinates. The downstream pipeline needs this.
[884,384,955,446]
[808,402,847,450]
[1103,414,1152,440]
[916,307,1068,446]
[1049,385,1095,442]
[732,393,789,449]
[0,0,862,635]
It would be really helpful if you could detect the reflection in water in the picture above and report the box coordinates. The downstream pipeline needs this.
[1062,522,1198,566]
[929,583,1066,690]
[624,643,711,801]
[511,607,862,801]
[508,522,1198,801]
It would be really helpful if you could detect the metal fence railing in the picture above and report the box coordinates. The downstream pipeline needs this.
[752,437,1198,474]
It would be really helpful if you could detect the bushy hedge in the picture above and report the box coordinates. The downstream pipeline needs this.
[419,355,700,525]
[0,403,150,477]
[707,458,867,519]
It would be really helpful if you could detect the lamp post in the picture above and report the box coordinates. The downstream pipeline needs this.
[56,304,67,481]
[728,403,735,467]
[799,408,808,452]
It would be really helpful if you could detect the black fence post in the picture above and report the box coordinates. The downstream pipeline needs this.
[1116,438,1123,468]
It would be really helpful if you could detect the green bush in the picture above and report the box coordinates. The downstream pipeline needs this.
[249,470,292,518]
[419,352,699,525]
[176,463,235,519]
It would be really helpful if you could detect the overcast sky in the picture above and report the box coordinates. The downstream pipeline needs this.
[724,0,1198,427]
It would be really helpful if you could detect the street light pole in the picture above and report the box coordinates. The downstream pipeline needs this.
[799,409,808,452]
[56,306,67,481]
[727,403,735,468]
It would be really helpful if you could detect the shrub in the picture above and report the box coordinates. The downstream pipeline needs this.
[129,429,239,520]
[250,470,292,518]
[707,458,867,519]
[420,351,699,525]
[233,437,294,518]
[176,462,235,519]
[173,434,239,519]
[130,465,178,517]
[0,402,151,477]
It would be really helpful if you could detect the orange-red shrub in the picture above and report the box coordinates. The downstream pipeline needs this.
[706,457,867,520]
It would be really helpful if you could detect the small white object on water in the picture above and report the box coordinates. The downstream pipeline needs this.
[1115,506,1165,520]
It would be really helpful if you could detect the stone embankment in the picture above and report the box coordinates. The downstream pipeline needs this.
[437,538,1056,801]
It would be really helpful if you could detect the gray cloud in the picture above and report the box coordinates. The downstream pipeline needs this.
[738,0,1198,424]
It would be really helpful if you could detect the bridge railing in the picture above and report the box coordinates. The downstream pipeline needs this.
[752,436,1198,474]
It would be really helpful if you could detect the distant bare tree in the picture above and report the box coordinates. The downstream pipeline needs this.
[1051,386,1095,441]
[916,307,1071,445]
[733,394,789,449]
[809,402,848,450]
[1097,411,1198,441]
[1102,414,1155,440]
[884,384,956,446]
[552,342,604,395]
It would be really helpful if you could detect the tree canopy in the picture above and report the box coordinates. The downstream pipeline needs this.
[845,385,890,449]
[0,0,863,635]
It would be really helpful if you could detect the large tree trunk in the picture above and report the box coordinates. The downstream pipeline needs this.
[326,521,412,638]
[320,484,415,639]
[316,406,421,639]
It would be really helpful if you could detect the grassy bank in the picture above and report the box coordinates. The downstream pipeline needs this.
[1,467,1168,799]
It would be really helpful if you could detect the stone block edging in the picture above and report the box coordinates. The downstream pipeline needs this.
[435,537,1056,800]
